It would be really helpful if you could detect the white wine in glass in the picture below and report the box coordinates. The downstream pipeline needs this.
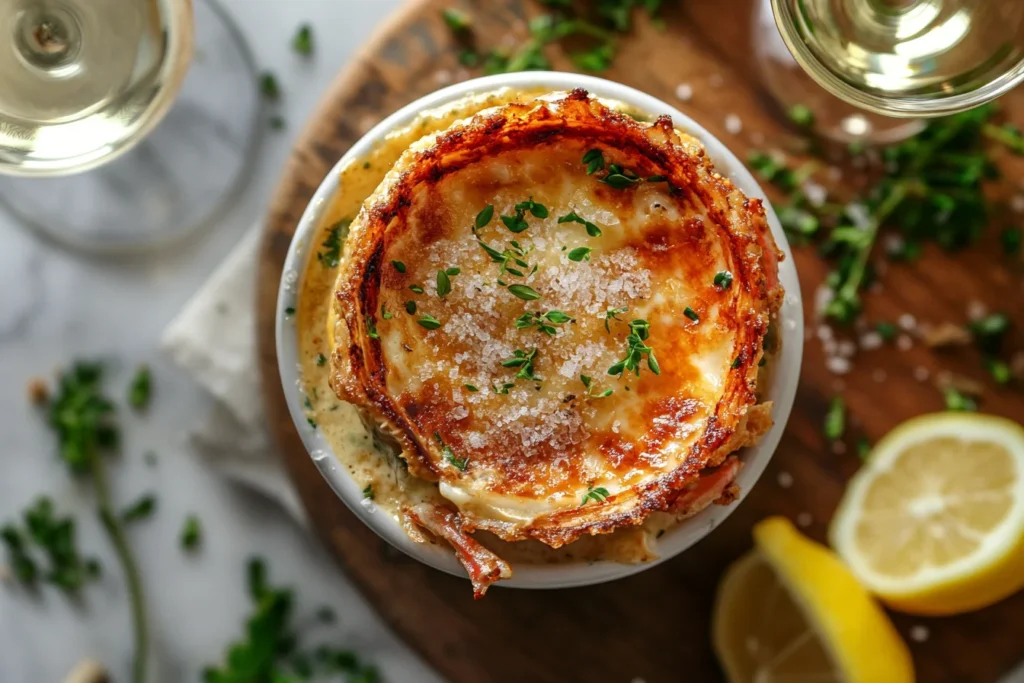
[0,0,262,252]
[771,0,1024,118]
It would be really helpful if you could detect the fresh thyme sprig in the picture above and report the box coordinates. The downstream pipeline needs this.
[515,310,573,335]
[434,432,469,472]
[581,484,610,505]
[580,374,614,398]
[501,348,542,383]
[608,319,660,377]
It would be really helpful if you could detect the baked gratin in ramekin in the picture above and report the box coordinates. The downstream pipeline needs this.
[326,89,783,597]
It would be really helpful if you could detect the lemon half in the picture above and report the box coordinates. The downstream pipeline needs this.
[714,517,914,683]
[829,412,1024,615]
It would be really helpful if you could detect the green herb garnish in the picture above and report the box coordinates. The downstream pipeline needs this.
[405,301,417,314]
[128,365,151,410]
[464,384,479,392]
[581,485,610,505]
[260,72,280,100]
[121,494,157,524]
[362,485,374,500]
[823,396,845,441]
[944,387,978,412]
[437,269,452,298]
[582,148,605,175]
[558,210,602,237]
[316,219,350,268]
[515,310,573,335]
[392,260,406,273]
[567,246,593,262]
[441,7,472,32]
[501,348,541,382]
[684,307,699,323]
[315,353,327,366]
[417,314,442,330]
[714,271,733,290]
[475,204,494,229]
[435,431,469,471]
[180,515,202,551]
[604,306,628,332]
[508,284,542,301]
[292,24,313,56]
[581,374,613,398]
[608,319,659,377]
[876,321,898,342]
[409,284,425,294]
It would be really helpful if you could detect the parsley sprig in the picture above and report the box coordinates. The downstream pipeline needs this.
[45,363,149,683]
[608,319,660,377]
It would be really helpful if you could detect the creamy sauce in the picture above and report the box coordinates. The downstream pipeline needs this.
[295,88,770,565]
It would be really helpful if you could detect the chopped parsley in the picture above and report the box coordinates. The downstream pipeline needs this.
[875,321,898,342]
[608,319,660,377]
[558,210,602,237]
[259,72,280,100]
[417,314,442,330]
[128,365,152,410]
[944,387,978,412]
[441,7,472,32]
[381,305,393,320]
[315,353,327,366]
[121,494,157,524]
[581,485,610,505]
[823,396,845,441]
[284,306,295,317]
[362,485,374,500]
[788,104,814,128]
[987,358,1011,385]
[567,246,593,262]
[515,310,573,335]
[714,271,733,290]
[180,515,202,551]
[366,318,380,340]
[435,432,468,471]
[292,24,313,56]
[316,219,350,268]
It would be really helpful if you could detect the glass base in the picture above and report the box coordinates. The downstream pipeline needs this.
[751,0,925,145]
[0,0,262,254]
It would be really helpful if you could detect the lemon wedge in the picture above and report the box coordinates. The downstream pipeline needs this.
[830,412,1024,615]
[714,517,913,683]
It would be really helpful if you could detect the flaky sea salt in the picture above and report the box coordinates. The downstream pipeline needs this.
[825,357,852,374]
[675,83,693,102]
[725,114,742,135]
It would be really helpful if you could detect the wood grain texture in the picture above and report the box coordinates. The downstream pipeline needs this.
[256,1,1024,681]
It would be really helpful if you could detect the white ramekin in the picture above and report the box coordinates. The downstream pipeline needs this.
[276,72,804,590]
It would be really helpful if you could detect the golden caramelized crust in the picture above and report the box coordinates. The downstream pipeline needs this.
[329,90,783,555]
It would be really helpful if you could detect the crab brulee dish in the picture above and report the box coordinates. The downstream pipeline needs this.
[294,87,784,597]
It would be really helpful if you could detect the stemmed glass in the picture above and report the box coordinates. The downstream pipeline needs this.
[0,0,262,253]
[754,0,1024,142]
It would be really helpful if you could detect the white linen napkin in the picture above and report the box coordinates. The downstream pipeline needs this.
[161,226,308,525]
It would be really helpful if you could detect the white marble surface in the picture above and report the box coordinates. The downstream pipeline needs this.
[0,1,443,681]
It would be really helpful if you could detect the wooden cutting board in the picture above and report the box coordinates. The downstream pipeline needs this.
[255,1,1024,680]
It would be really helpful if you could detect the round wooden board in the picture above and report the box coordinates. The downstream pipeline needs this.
[257,1,1024,680]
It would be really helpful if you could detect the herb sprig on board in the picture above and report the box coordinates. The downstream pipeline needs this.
[443,1,664,74]
[751,103,1018,325]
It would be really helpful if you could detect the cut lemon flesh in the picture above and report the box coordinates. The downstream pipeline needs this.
[830,412,1024,615]
[714,517,913,683]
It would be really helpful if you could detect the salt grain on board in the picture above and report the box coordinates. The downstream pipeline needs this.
[897,334,913,351]
[675,83,693,102]
[909,625,930,643]
[725,114,742,135]
[777,471,793,489]
[796,512,813,528]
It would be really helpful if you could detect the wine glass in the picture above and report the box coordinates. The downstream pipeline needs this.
[754,0,1024,142]
[0,0,262,253]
